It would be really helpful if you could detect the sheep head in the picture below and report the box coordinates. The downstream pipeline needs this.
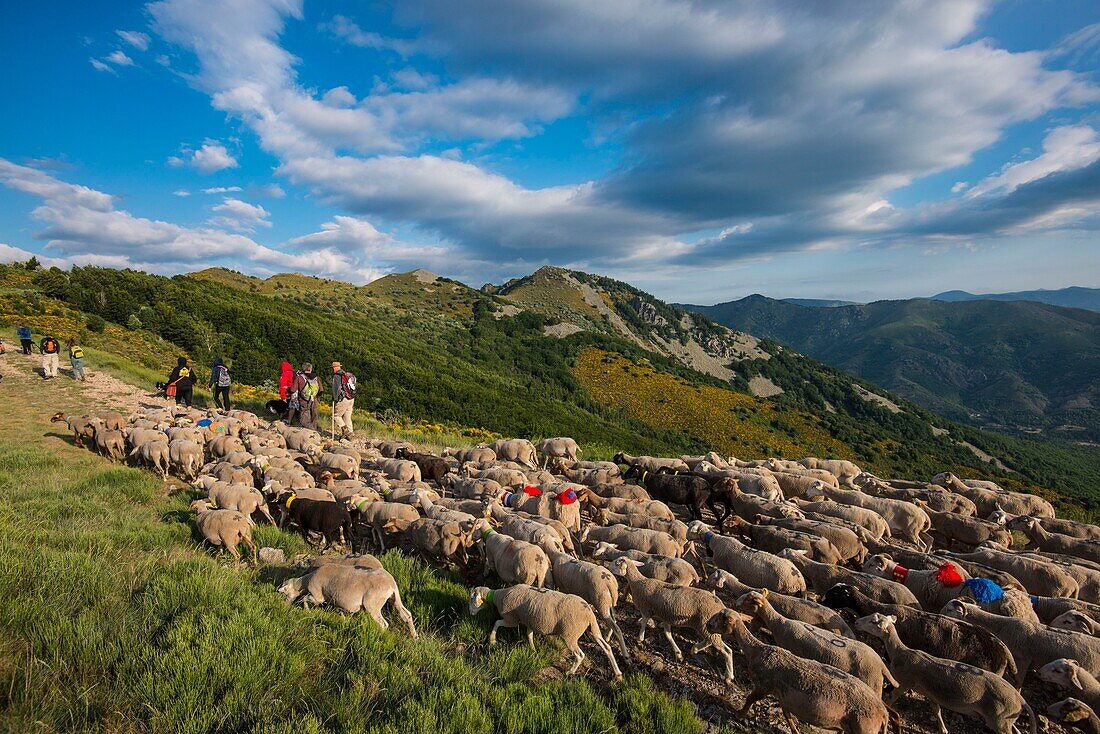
[853,612,897,639]
[732,589,768,615]
[1048,699,1093,724]
[468,586,492,615]
[1040,659,1085,691]
[685,520,714,540]
[861,554,893,576]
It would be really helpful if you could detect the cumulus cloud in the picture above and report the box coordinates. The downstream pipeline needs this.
[106,50,134,66]
[0,159,412,283]
[169,140,238,174]
[117,30,152,51]
[209,197,271,231]
[136,0,1100,280]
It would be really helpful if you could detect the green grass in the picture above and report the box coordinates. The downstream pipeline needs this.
[0,353,702,734]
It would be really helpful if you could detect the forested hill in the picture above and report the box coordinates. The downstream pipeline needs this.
[683,294,1100,442]
[2,260,1098,512]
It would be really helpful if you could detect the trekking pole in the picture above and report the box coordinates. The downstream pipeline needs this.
[331,396,336,439]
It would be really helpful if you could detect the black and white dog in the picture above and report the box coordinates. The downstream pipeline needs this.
[265,399,289,419]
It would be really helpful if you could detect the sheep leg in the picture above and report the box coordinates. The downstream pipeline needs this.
[566,642,585,675]
[226,542,241,564]
[932,705,948,734]
[736,689,765,718]
[367,605,389,630]
[605,612,630,660]
[718,640,734,682]
[662,624,684,661]
[243,535,258,564]
[390,591,418,639]
[489,619,515,645]
[636,614,649,643]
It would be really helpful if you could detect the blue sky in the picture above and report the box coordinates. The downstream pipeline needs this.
[1,0,1098,303]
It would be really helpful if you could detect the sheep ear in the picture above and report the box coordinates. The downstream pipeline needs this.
[886,615,896,624]
[1071,667,1084,689]
[760,588,769,598]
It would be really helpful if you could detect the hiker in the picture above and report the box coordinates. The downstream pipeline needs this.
[67,338,86,382]
[331,361,357,439]
[39,334,60,379]
[17,325,32,355]
[166,357,195,407]
[209,357,231,412]
[290,362,322,430]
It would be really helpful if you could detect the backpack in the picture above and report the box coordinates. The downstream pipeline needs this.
[300,375,319,401]
[340,371,357,399]
[216,365,231,387]
[43,338,58,354]
[70,345,84,360]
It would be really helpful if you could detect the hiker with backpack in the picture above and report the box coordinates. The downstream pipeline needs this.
[166,357,195,407]
[290,362,322,430]
[209,357,231,412]
[67,338,86,381]
[39,334,60,379]
[331,361,357,439]
[17,325,33,355]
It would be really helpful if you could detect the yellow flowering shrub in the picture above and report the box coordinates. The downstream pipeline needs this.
[574,347,856,460]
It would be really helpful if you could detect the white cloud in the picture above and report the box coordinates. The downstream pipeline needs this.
[951,181,968,194]
[89,58,115,74]
[249,183,285,198]
[116,30,152,51]
[169,140,238,174]
[321,86,357,107]
[140,0,1100,277]
[173,189,191,196]
[0,158,406,283]
[209,197,271,230]
[966,125,1100,198]
[106,50,134,66]
[201,185,242,194]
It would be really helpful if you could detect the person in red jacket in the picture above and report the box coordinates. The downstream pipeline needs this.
[277,360,295,422]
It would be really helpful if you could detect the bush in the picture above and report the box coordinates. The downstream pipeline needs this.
[86,314,106,333]
[126,313,143,330]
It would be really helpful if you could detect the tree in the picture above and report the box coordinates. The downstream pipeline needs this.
[25,256,40,271]
[127,313,143,330]
[86,314,106,333]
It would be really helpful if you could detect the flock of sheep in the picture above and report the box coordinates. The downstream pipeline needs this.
[51,406,1100,734]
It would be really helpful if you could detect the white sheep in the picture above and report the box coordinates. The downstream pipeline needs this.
[279,564,416,637]
[469,585,620,678]
[609,556,734,682]
[190,500,257,563]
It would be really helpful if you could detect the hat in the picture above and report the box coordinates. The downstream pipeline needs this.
[332,361,341,370]
[302,362,313,372]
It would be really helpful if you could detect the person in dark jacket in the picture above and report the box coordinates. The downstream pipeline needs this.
[289,362,322,430]
[167,357,195,407]
[209,357,231,411]
[17,325,32,355]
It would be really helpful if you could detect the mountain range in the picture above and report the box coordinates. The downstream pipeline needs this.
[682,294,1100,442]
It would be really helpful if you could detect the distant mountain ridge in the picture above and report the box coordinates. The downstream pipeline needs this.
[929,286,1100,312]
[683,294,1100,441]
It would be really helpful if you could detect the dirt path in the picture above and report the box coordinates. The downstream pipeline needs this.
[0,347,172,416]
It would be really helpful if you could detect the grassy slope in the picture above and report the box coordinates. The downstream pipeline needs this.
[0,350,702,734]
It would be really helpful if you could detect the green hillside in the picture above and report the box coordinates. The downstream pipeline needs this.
[3,259,1099,513]
[685,294,1100,442]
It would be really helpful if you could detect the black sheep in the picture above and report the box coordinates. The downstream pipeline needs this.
[394,447,453,484]
[624,465,731,528]
[279,494,354,550]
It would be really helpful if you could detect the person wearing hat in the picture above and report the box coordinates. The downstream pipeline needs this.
[331,361,356,439]
[290,362,322,430]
